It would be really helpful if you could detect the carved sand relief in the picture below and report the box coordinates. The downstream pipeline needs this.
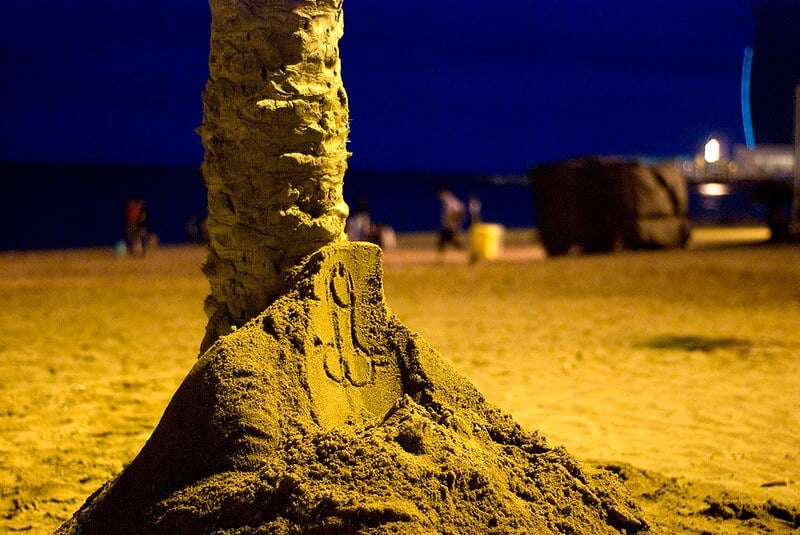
[304,244,404,428]
[323,261,372,386]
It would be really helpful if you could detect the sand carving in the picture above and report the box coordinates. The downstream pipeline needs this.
[299,245,404,429]
[59,0,650,533]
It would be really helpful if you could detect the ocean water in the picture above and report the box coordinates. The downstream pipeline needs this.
[0,163,534,251]
[0,162,779,251]
[1,162,208,251]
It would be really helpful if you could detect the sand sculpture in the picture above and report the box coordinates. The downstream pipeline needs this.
[59,1,650,533]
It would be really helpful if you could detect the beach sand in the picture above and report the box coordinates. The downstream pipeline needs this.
[1,227,798,533]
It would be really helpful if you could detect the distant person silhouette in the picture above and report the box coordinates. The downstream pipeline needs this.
[346,197,396,249]
[346,197,373,242]
[124,197,154,256]
[436,188,465,254]
[468,194,482,225]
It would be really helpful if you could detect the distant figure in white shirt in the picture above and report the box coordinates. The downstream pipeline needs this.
[346,197,373,242]
[436,188,465,253]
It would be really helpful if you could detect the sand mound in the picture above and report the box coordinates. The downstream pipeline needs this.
[58,242,647,534]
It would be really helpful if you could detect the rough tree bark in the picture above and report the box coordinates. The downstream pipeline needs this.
[198,0,350,352]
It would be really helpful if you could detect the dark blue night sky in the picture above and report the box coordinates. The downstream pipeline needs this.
[2,0,759,173]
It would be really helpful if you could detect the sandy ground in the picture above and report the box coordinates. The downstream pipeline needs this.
[1,227,798,533]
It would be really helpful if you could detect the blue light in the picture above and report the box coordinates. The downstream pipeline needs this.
[741,47,756,149]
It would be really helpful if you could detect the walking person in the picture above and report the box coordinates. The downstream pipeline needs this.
[124,197,146,256]
[436,188,465,255]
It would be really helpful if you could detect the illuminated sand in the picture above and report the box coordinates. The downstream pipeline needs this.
[1,229,798,533]
[55,242,644,533]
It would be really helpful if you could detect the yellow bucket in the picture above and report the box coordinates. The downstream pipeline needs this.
[469,223,505,260]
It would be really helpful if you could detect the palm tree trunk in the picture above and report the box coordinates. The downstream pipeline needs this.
[199,0,349,352]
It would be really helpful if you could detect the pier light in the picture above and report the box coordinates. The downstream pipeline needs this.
[704,138,721,164]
